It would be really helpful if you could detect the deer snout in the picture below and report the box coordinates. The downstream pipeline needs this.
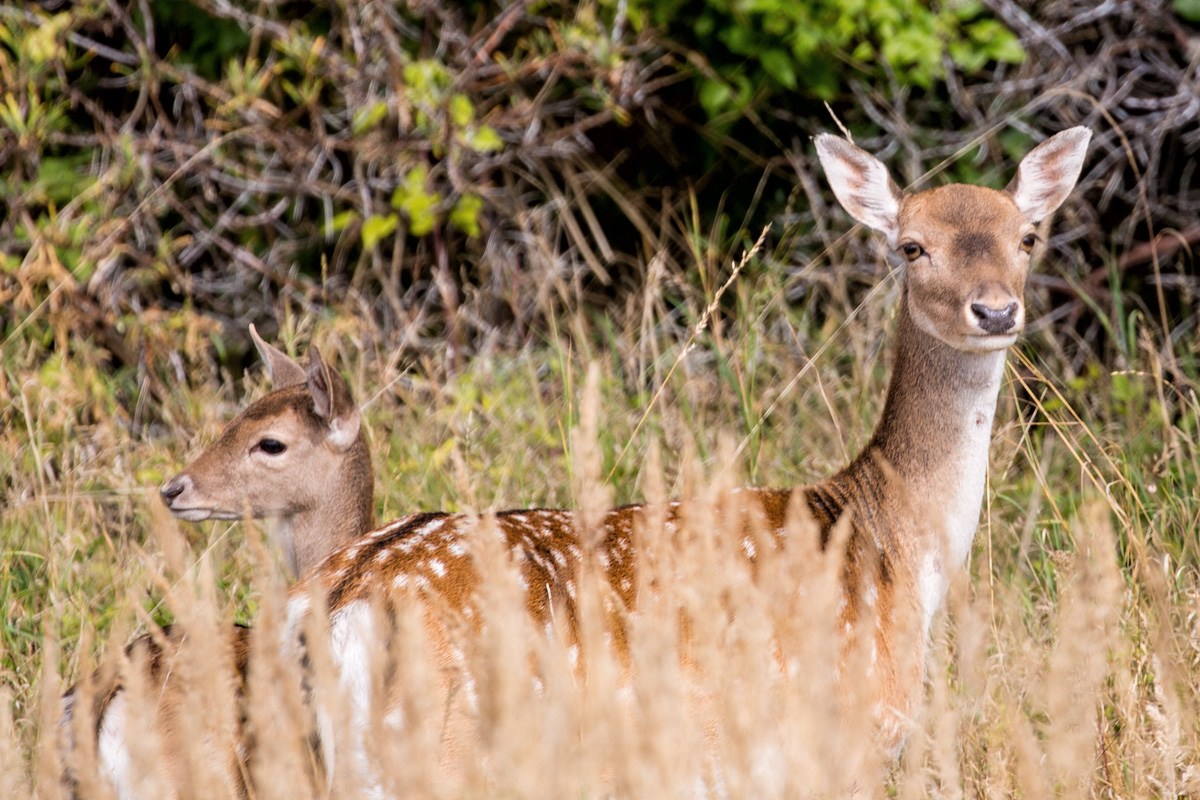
[969,300,1021,335]
[160,474,191,506]
[160,473,216,521]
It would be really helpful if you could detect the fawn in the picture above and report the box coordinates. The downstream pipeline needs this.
[65,126,1091,798]
[159,324,376,578]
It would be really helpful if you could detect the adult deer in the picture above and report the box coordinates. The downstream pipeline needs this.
[67,126,1091,798]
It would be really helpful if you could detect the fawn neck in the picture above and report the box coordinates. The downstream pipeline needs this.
[280,440,376,575]
[862,285,1006,622]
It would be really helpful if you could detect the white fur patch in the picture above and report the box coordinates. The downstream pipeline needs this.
[97,693,136,800]
[325,601,379,793]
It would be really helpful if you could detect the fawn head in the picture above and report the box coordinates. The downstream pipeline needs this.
[816,127,1091,352]
[160,326,373,573]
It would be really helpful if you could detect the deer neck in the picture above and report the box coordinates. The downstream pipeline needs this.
[271,442,376,577]
[865,286,1008,625]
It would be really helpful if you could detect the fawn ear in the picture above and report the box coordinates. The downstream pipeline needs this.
[250,324,307,389]
[305,345,361,451]
[1006,127,1092,223]
[815,133,903,247]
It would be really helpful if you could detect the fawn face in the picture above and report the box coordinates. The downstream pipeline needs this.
[160,327,364,525]
[159,386,345,522]
[897,184,1035,352]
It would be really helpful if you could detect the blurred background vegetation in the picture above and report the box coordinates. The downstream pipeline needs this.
[1,0,1200,792]
[4,0,1196,377]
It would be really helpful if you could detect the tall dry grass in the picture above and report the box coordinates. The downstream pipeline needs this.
[5,301,1198,799]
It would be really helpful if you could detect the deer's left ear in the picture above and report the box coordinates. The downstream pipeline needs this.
[1006,127,1092,223]
[306,345,361,451]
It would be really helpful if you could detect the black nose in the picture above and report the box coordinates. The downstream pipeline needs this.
[160,476,187,504]
[970,302,1019,334]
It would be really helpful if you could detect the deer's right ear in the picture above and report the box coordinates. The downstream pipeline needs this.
[815,133,903,247]
[305,345,361,451]
[250,324,307,389]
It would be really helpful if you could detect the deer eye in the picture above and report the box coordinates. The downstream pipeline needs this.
[1020,233,1039,252]
[900,242,924,261]
[256,438,287,455]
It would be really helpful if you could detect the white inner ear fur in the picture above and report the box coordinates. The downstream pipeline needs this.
[815,134,902,247]
[1008,126,1092,223]
[327,409,361,451]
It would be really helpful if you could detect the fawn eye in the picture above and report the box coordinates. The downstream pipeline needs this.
[256,438,287,455]
[900,242,924,261]
[1020,233,1039,252]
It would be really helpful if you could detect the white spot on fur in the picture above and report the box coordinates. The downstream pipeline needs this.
[742,536,756,559]
[285,593,312,639]
[428,559,446,577]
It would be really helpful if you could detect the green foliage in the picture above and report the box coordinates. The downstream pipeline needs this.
[1175,0,1200,22]
[449,194,485,237]
[389,165,443,238]
[645,0,1024,115]
[144,0,251,79]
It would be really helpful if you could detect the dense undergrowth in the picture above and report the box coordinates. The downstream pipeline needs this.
[2,0,1199,797]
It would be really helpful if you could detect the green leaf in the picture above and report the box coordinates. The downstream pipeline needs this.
[36,155,97,205]
[391,164,428,209]
[759,49,797,90]
[988,33,1025,64]
[390,165,441,236]
[1175,0,1200,21]
[449,194,484,237]
[698,79,733,118]
[949,41,988,73]
[946,0,986,20]
[360,214,397,249]
[449,94,474,127]
[351,101,388,136]
[403,60,449,95]
[406,196,439,236]
[465,125,503,152]
[327,209,359,237]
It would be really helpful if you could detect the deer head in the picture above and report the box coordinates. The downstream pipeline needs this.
[816,127,1092,352]
[159,325,375,576]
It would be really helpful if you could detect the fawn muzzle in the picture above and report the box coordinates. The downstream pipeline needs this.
[969,300,1021,335]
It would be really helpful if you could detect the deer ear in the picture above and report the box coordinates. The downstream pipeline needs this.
[1006,127,1091,223]
[815,133,903,247]
[250,324,307,389]
[305,345,361,451]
